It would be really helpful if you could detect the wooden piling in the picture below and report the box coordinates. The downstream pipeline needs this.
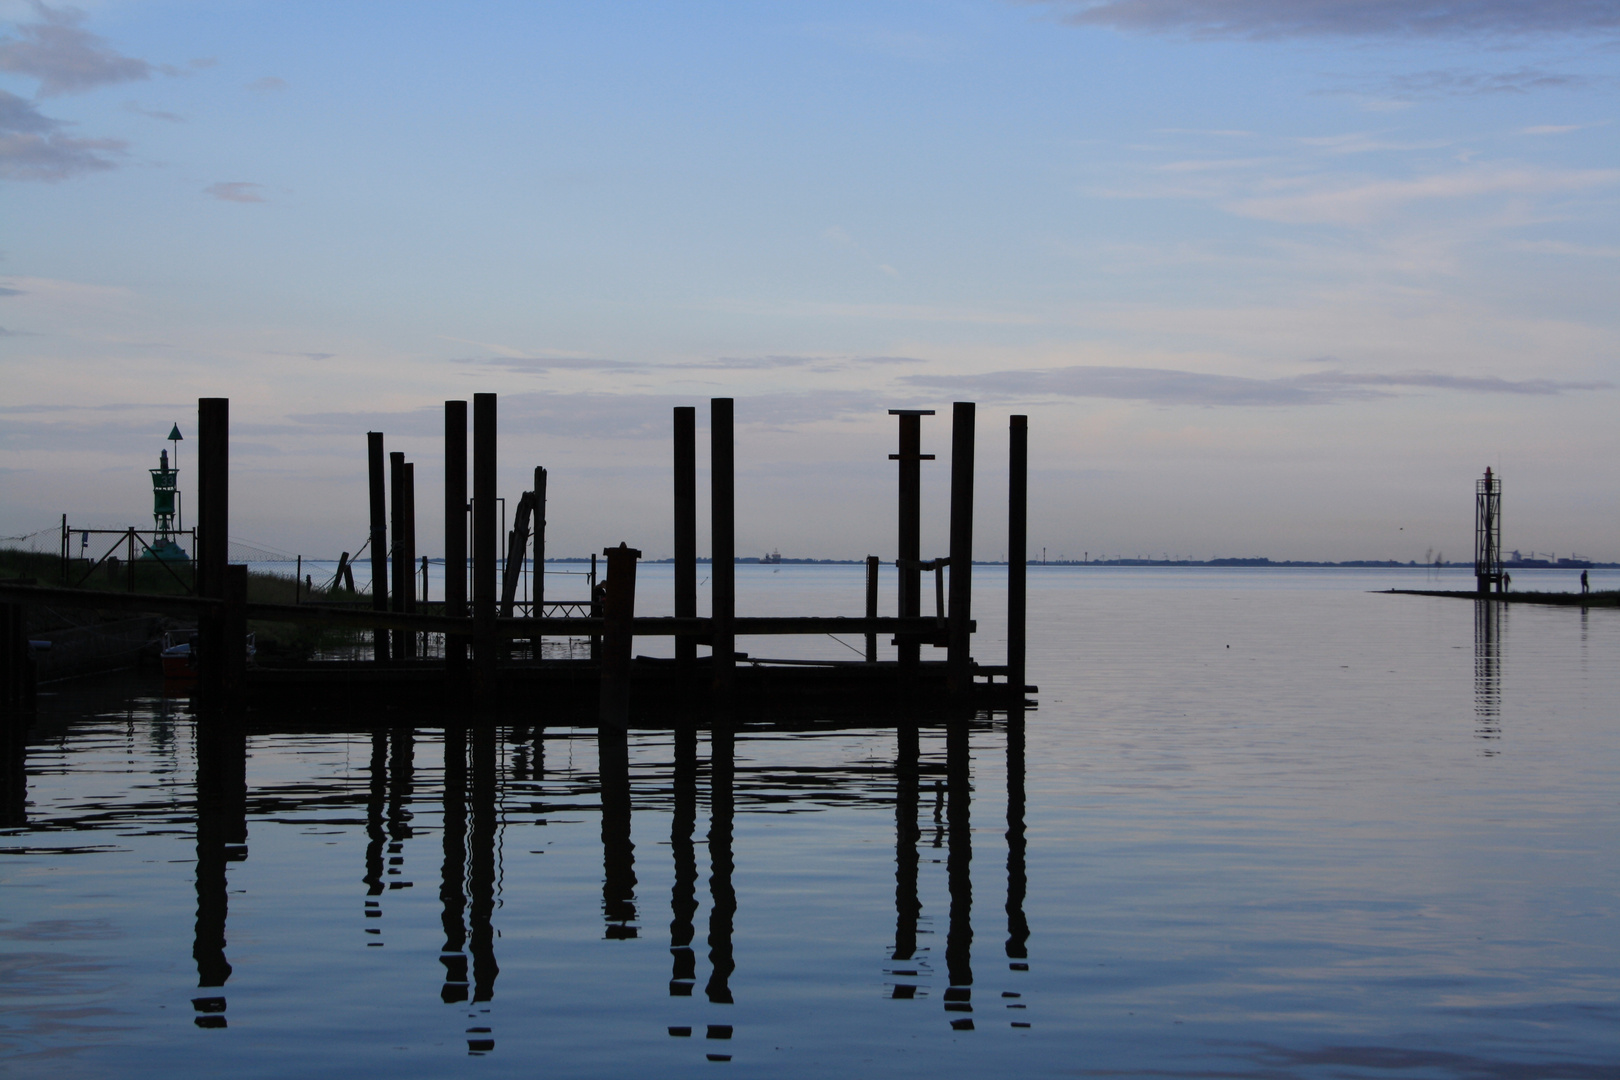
[223,564,247,701]
[444,402,468,674]
[710,399,735,695]
[888,410,935,671]
[404,461,418,659]
[673,406,697,670]
[198,398,229,700]
[865,556,880,662]
[599,543,641,730]
[534,466,547,613]
[947,402,975,695]
[472,394,497,698]
[389,451,408,659]
[366,432,389,662]
[1008,415,1027,695]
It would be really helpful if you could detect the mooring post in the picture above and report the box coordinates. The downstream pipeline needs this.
[198,398,230,703]
[389,452,408,659]
[888,410,936,671]
[472,394,498,700]
[367,432,389,662]
[223,564,247,702]
[710,398,735,696]
[534,466,547,614]
[947,402,976,696]
[865,555,880,662]
[673,407,697,670]
[444,401,468,676]
[1008,415,1027,695]
[598,543,641,730]
[404,461,418,659]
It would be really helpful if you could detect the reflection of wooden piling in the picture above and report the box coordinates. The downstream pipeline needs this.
[472,394,497,699]
[889,410,935,671]
[710,399,735,695]
[673,407,697,670]
[366,432,389,662]
[944,720,973,1007]
[198,398,230,699]
[947,402,975,694]
[444,402,468,675]
[1008,415,1027,695]
[599,543,641,730]
[865,556,880,662]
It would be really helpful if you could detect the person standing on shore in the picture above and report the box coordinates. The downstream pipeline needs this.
[1581,570,1590,595]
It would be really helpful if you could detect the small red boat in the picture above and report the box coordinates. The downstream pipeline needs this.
[161,630,253,682]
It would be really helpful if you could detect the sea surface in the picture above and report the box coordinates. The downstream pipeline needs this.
[1,566,1617,1078]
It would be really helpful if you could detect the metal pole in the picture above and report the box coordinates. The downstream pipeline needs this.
[673,407,697,670]
[444,401,468,674]
[1008,415,1027,694]
[947,402,975,695]
[710,399,735,695]
[198,398,229,702]
[473,394,497,699]
[889,410,935,671]
[598,543,641,730]
[366,432,389,662]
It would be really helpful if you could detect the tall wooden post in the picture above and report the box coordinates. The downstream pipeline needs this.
[197,398,229,700]
[389,452,408,659]
[472,394,497,699]
[444,402,468,675]
[223,564,247,700]
[598,543,641,730]
[673,407,697,670]
[710,399,735,696]
[404,461,418,659]
[947,402,975,695]
[889,410,935,671]
[533,466,547,612]
[367,432,389,662]
[1008,415,1027,694]
[865,556,880,662]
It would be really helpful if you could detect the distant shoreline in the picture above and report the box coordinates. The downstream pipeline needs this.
[539,557,1618,569]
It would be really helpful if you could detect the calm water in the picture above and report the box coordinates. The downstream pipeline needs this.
[2,567,1617,1078]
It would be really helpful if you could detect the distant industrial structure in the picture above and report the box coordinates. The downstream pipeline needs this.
[1474,467,1503,594]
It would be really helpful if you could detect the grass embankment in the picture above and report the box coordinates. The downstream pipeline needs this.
[1384,588,1620,608]
[1,546,368,660]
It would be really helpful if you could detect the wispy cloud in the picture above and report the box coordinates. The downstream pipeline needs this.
[1227,165,1620,224]
[204,181,266,203]
[0,87,123,180]
[1040,0,1620,39]
[247,76,287,93]
[124,101,183,123]
[902,364,1610,406]
[0,1,152,96]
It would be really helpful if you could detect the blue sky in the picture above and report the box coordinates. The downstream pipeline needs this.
[2,0,1618,561]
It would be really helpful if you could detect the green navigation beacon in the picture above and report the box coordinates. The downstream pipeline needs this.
[142,423,190,561]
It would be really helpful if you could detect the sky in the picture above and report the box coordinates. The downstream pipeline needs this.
[2,0,1617,563]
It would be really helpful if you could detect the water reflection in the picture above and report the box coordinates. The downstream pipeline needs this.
[1473,601,1501,753]
[669,726,698,996]
[192,721,246,1028]
[944,721,974,1028]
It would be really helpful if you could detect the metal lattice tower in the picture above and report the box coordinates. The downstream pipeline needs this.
[1474,467,1502,594]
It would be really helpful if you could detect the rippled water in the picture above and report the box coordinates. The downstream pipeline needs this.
[2,567,1617,1078]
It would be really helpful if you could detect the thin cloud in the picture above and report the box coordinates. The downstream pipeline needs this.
[247,76,287,93]
[0,286,21,297]
[1227,166,1620,224]
[902,365,1610,406]
[1386,68,1594,97]
[204,181,266,203]
[0,1,152,96]
[456,356,646,374]
[0,88,123,181]
[1041,0,1620,39]
[124,102,183,123]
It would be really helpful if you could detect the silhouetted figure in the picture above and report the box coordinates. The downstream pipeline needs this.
[944,722,973,1029]
[598,729,638,938]
[193,721,247,1028]
[469,725,500,1004]
[1581,570,1590,595]
[892,722,921,970]
[670,727,699,995]
[439,727,469,1003]
[705,723,736,1005]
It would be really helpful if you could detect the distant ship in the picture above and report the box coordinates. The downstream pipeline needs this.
[761,549,782,564]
